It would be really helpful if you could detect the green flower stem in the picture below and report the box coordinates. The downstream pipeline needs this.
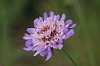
[62,48,77,66]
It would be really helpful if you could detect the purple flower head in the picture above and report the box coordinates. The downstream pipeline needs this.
[23,11,76,61]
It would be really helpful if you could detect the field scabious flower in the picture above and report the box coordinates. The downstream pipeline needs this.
[23,11,76,61]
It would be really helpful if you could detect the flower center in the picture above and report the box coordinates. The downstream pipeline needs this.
[41,29,58,42]
[33,18,63,46]
[39,25,50,34]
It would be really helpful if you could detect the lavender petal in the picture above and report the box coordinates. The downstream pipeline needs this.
[65,20,73,27]
[23,47,32,51]
[69,23,76,28]
[50,11,54,19]
[27,28,35,34]
[34,50,41,56]
[58,44,63,50]
[25,40,32,47]
[23,34,31,40]
[60,14,66,21]
[64,29,74,39]
[45,47,52,61]
[40,49,48,56]
[43,12,48,20]
[63,27,68,34]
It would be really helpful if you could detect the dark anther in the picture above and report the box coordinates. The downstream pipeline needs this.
[42,36,46,42]
[46,43,49,45]
[56,42,59,45]
[37,32,39,34]
[50,30,56,37]
[50,32,54,36]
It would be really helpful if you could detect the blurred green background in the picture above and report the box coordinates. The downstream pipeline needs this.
[0,0,100,66]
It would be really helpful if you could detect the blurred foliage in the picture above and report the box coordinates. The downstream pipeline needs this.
[0,0,100,66]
